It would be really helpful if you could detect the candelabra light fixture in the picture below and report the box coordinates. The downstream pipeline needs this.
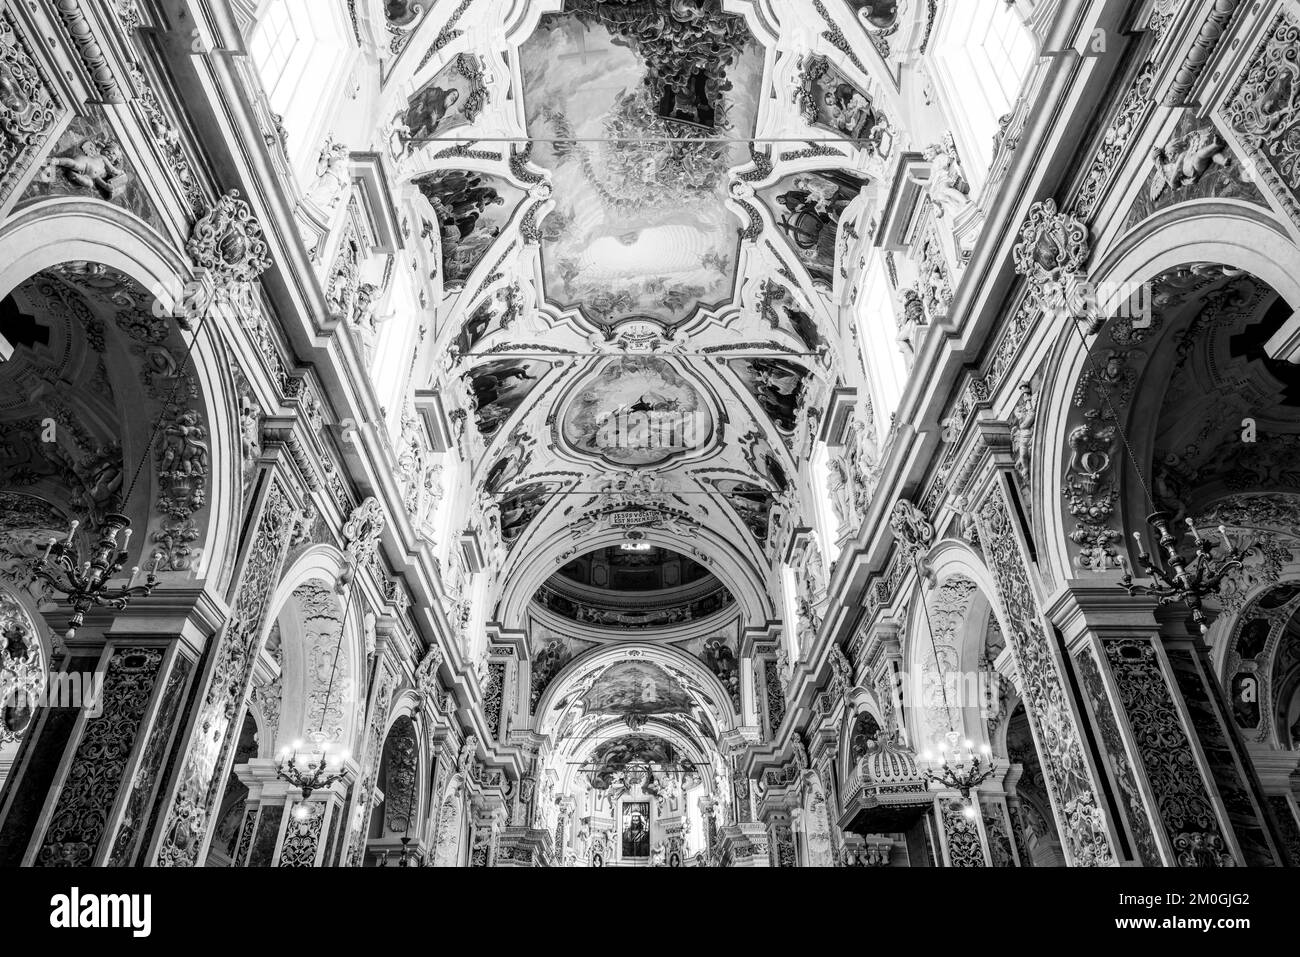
[28,515,162,639]
[278,730,351,804]
[920,731,997,815]
[1119,512,1247,634]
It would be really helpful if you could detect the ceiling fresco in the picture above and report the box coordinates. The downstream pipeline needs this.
[755,279,825,353]
[712,478,775,544]
[558,355,716,467]
[415,170,526,285]
[584,733,696,790]
[463,357,552,437]
[578,660,694,720]
[519,0,763,326]
[758,168,870,288]
[727,356,809,435]
[495,480,558,549]
[382,0,893,756]
[402,53,490,142]
[793,53,890,150]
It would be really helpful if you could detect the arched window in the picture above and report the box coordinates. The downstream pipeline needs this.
[929,0,1037,186]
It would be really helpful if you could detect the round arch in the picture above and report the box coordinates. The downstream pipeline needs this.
[497,525,776,629]
[261,545,368,754]
[0,198,243,592]
[364,701,426,860]
[531,641,741,738]
[897,539,1008,753]
[1034,204,1300,585]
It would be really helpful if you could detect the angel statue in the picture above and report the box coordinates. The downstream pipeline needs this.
[1149,126,1230,201]
[158,410,210,479]
[307,137,352,210]
[43,138,129,200]
[922,136,972,218]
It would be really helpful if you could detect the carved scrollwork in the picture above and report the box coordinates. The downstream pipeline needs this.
[976,490,1115,866]
[186,190,273,289]
[342,497,386,572]
[1064,421,1122,573]
[1222,8,1300,227]
[1012,199,1098,333]
[0,12,60,205]
[940,799,986,867]
[889,498,934,563]
[415,643,443,705]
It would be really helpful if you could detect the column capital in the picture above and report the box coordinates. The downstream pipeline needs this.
[1044,583,1163,656]
[55,585,229,657]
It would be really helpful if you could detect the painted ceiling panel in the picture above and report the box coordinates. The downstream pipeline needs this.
[520,1,762,326]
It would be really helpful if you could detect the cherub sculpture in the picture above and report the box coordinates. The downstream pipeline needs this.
[44,138,129,200]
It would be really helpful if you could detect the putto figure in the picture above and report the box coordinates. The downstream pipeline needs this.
[43,138,129,200]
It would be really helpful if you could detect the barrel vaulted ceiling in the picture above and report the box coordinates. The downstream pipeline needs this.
[381,0,911,630]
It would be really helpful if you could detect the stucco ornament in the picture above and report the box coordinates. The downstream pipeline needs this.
[1012,199,1098,333]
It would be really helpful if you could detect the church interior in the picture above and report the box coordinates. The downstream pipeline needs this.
[0,0,1299,873]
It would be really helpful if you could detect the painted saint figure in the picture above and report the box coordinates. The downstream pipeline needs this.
[622,809,650,857]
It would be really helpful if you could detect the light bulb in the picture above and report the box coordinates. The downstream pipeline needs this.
[293,804,311,821]
[962,803,977,820]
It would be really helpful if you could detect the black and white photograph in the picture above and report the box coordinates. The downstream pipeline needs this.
[0,0,1293,943]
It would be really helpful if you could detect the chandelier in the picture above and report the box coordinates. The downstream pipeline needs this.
[277,730,351,802]
[28,515,162,639]
[277,583,355,801]
[920,731,997,811]
[1120,512,1246,634]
